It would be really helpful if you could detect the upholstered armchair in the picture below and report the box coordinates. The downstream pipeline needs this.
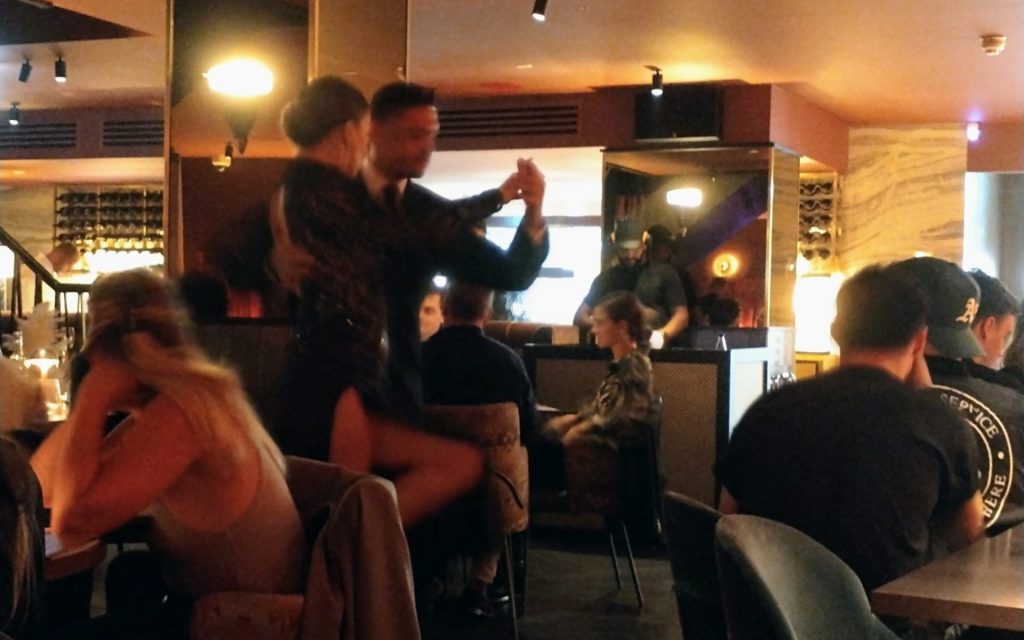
[189,456,419,640]
[423,402,529,638]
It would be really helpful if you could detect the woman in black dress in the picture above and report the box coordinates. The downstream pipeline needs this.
[272,77,483,525]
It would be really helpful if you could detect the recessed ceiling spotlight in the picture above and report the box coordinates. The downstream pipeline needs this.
[516,63,534,70]
[18,58,32,83]
[8,103,21,126]
[532,0,548,22]
[980,34,1007,56]
[54,56,67,83]
[966,122,981,142]
[645,65,663,96]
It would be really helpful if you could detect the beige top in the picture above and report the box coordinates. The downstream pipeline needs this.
[146,446,306,599]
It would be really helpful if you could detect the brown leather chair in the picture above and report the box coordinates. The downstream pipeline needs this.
[189,456,418,640]
[423,402,529,639]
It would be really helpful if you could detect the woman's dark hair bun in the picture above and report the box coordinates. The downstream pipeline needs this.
[281,76,368,147]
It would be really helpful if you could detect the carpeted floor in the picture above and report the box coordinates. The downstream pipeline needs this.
[422,529,682,640]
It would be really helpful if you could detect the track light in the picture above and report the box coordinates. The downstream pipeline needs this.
[646,65,663,96]
[18,59,32,83]
[55,56,67,83]
[9,103,21,126]
[532,0,547,22]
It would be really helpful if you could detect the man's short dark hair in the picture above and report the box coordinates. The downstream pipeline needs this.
[968,269,1020,325]
[444,280,493,323]
[370,82,436,122]
[831,264,928,350]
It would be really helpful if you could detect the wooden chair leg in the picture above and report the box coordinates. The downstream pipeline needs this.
[619,519,644,609]
[504,536,519,640]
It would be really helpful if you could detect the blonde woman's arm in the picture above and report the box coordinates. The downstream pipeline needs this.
[45,361,202,537]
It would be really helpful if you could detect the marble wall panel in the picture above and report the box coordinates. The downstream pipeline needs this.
[838,126,967,274]
[768,149,799,327]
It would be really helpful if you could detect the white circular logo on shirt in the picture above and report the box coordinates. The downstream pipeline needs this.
[933,385,1013,528]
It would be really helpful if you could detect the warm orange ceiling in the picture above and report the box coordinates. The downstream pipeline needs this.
[1,0,1022,138]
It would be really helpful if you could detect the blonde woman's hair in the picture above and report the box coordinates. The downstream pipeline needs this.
[84,269,285,471]
[0,437,42,633]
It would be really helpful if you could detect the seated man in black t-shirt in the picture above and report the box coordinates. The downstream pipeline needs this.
[718,263,984,592]
[892,258,1024,533]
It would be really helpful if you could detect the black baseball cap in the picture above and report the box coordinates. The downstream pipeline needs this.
[890,257,984,359]
[613,219,644,249]
[646,224,674,246]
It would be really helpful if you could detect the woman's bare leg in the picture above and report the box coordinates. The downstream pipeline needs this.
[369,414,484,526]
[328,389,483,526]
[329,387,373,473]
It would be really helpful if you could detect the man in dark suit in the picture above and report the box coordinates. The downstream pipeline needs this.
[361,82,550,421]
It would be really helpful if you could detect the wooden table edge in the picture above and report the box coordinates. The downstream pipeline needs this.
[871,590,1024,632]
[44,538,106,582]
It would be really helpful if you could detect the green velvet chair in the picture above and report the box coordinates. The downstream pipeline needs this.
[714,515,900,640]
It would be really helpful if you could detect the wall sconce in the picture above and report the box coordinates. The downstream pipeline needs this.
[793,273,843,353]
[54,56,67,83]
[205,58,273,154]
[711,252,740,278]
[666,187,703,208]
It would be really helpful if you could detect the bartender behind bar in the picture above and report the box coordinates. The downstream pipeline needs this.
[574,219,689,348]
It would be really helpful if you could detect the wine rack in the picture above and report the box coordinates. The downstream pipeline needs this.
[798,174,839,267]
[53,186,164,253]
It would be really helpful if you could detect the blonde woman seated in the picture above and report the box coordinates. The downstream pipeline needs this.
[547,292,658,446]
[31,270,305,634]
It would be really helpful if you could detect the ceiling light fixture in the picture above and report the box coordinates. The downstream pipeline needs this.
[980,34,1007,56]
[666,187,703,208]
[18,59,32,83]
[531,0,547,22]
[54,56,67,83]
[966,122,981,142]
[8,103,21,126]
[645,65,663,96]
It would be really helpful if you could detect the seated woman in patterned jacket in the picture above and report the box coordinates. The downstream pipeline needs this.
[547,292,658,446]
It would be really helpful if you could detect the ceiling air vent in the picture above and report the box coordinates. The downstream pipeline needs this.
[439,105,579,138]
[0,122,77,150]
[103,119,164,148]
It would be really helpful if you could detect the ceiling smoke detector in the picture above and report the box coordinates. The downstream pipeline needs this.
[981,34,1007,56]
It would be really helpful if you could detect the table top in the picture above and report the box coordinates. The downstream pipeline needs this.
[871,524,1024,631]
[44,532,106,582]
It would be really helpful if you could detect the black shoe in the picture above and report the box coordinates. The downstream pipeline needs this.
[487,581,511,604]
[459,585,496,618]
